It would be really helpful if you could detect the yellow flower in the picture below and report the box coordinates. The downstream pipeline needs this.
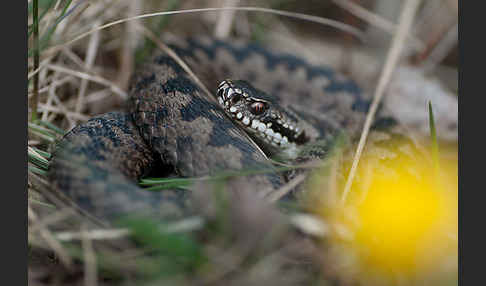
[309,139,457,285]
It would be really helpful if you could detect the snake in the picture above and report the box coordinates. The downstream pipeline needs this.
[48,36,404,223]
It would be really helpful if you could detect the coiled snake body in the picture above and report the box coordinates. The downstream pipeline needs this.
[49,36,389,222]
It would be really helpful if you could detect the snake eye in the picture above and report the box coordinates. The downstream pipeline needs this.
[250,102,267,115]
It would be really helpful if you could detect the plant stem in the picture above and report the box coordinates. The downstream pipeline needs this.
[428,101,440,173]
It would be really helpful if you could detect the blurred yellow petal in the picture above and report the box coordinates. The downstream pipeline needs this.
[310,138,457,285]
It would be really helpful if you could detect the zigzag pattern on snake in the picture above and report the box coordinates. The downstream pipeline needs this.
[48,36,404,222]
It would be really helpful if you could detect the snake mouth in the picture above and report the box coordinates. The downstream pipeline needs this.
[217,80,307,149]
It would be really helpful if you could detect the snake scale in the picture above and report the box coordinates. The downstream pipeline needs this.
[48,36,402,223]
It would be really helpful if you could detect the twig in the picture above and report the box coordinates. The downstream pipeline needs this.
[341,0,422,204]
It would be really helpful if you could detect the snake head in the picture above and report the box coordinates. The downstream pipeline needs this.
[217,79,308,153]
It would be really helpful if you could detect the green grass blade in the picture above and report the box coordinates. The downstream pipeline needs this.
[28,198,56,209]
[28,0,56,14]
[428,101,440,171]
[143,182,193,192]
[28,149,50,170]
[28,122,58,139]
[28,0,75,58]
[31,147,51,159]
[115,217,206,278]
[28,0,57,38]
[36,119,66,135]
[28,164,48,176]
[139,177,200,186]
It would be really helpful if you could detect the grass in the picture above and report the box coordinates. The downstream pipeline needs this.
[28,0,75,58]
[429,101,440,172]
[27,1,458,285]
[139,165,299,191]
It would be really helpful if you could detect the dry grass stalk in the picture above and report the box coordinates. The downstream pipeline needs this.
[28,204,73,268]
[28,56,54,80]
[332,0,425,52]
[420,23,458,72]
[28,208,75,234]
[341,0,422,204]
[38,104,90,121]
[266,173,307,203]
[75,20,101,115]
[116,1,142,90]
[81,224,98,286]
[56,228,131,242]
[214,0,240,38]
[46,6,366,56]
[45,64,126,98]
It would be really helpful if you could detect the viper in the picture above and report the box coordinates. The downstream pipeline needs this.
[48,36,404,222]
